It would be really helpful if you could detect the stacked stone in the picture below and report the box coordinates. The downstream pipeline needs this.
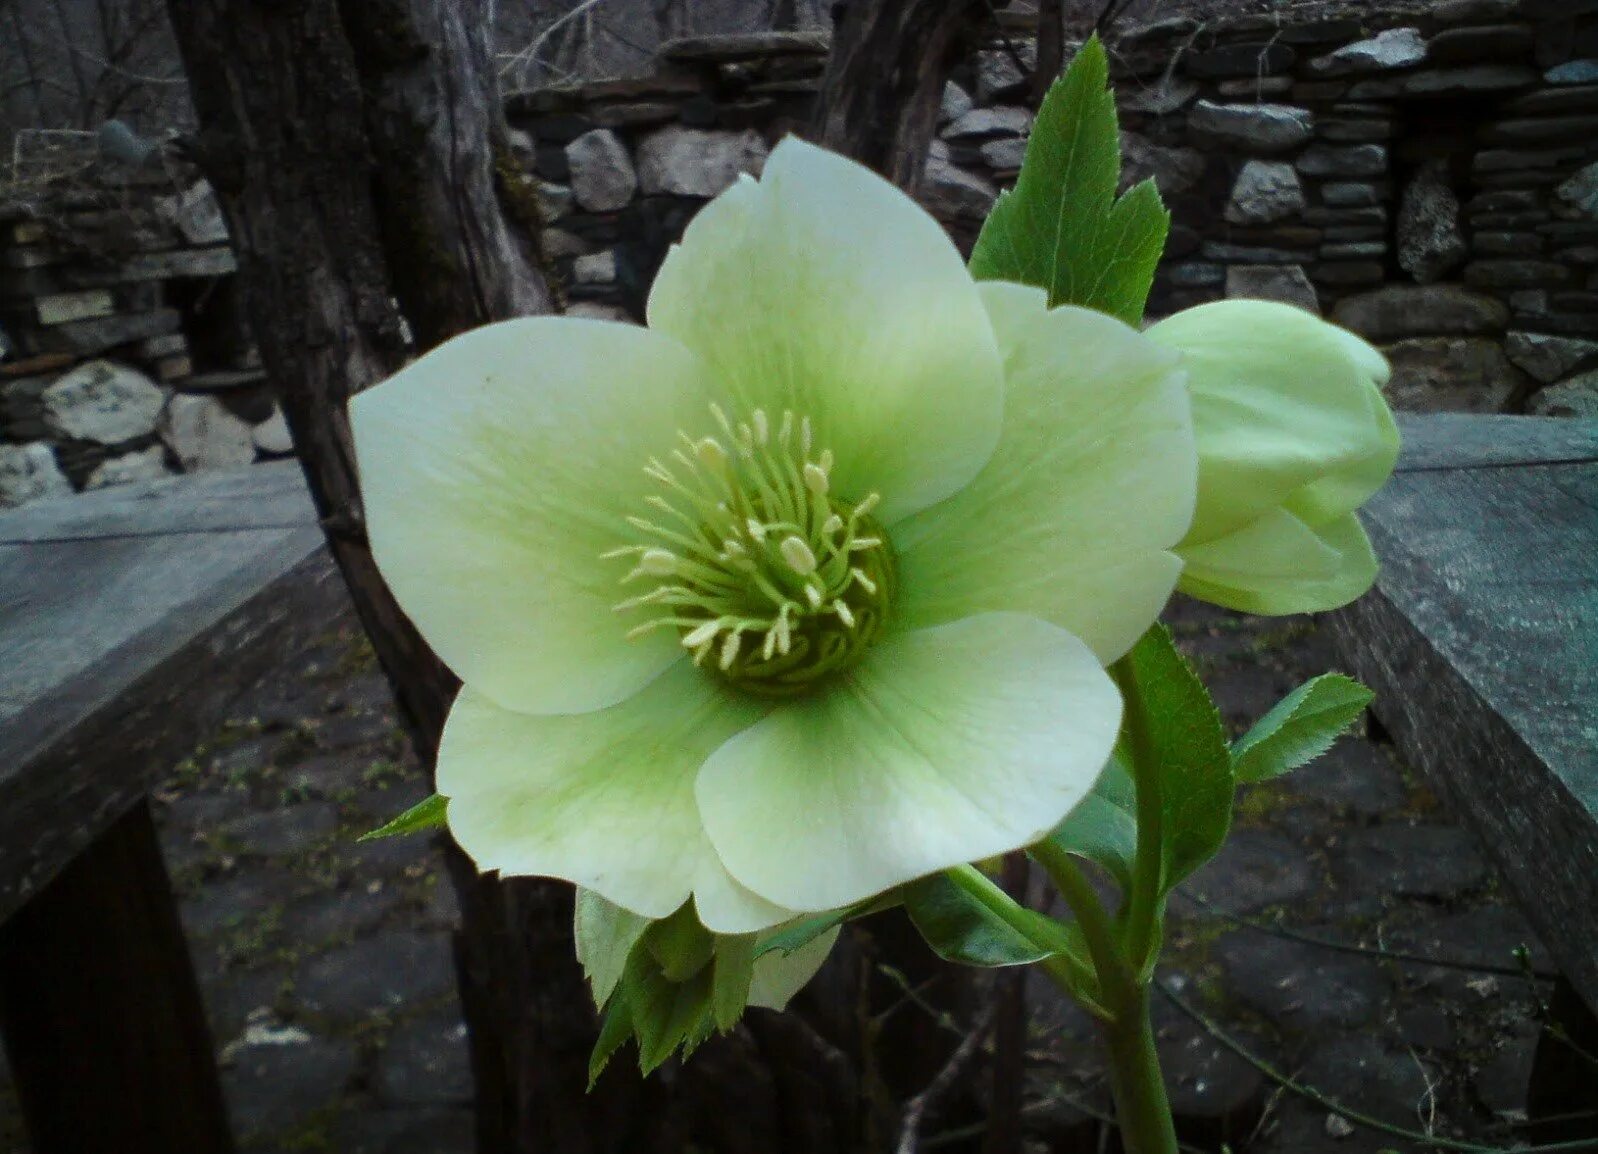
[0,175,285,507]
[504,31,830,321]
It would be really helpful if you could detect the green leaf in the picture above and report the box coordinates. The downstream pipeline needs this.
[752,894,891,960]
[710,934,757,1031]
[968,35,1170,326]
[623,951,716,1076]
[574,889,652,1007]
[1232,674,1374,784]
[903,873,1058,967]
[1048,752,1138,888]
[643,903,717,982]
[1116,626,1234,893]
[357,793,446,841]
[587,995,635,1088]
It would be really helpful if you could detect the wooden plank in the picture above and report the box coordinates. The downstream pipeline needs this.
[1392,412,1598,471]
[0,465,341,921]
[0,801,234,1154]
[1328,417,1598,1008]
[0,460,316,543]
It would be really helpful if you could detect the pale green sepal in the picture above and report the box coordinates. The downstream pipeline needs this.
[645,904,718,982]
[748,927,840,1011]
[623,951,716,1076]
[587,996,635,1089]
[968,35,1169,327]
[1232,675,1374,784]
[1178,509,1379,615]
[574,889,652,1007]
[358,793,446,842]
[1113,626,1234,895]
[710,934,758,1030]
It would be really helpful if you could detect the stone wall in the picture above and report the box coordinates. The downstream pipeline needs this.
[7,2,1598,507]
[0,169,280,506]
[514,1,1598,419]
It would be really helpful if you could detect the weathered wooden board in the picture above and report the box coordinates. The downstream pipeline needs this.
[1328,416,1598,1009]
[0,463,338,923]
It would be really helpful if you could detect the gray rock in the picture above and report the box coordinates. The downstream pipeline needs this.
[1382,337,1525,411]
[566,301,631,322]
[157,179,229,245]
[1339,824,1489,899]
[85,444,172,489]
[941,105,1031,142]
[0,320,11,361]
[938,80,973,125]
[219,803,339,855]
[1296,143,1388,178]
[1166,262,1224,288]
[975,40,1036,104]
[978,136,1028,172]
[920,155,998,219]
[1546,60,1598,86]
[1399,65,1539,97]
[1530,372,1598,417]
[41,359,165,444]
[294,932,456,1019]
[223,1033,358,1139]
[565,129,636,212]
[1555,160,1598,219]
[535,180,572,222]
[1225,160,1305,225]
[36,289,114,326]
[636,126,768,198]
[1332,285,1509,340]
[1183,829,1316,916]
[1288,740,1408,814]
[1397,159,1467,284]
[1325,242,1388,259]
[572,250,617,285]
[0,442,72,507]
[1322,182,1382,207]
[160,393,257,471]
[1119,77,1198,115]
[1309,28,1427,77]
[252,406,294,456]
[1218,75,1293,97]
[1225,264,1320,313]
[1215,932,1391,1029]
[376,1013,473,1105]
[541,228,587,259]
[1190,101,1313,152]
[1121,133,1205,197]
[29,309,182,358]
[1505,331,1598,382]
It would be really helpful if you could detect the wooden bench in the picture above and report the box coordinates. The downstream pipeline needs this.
[1327,414,1598,1015]
[0,462,341,1153]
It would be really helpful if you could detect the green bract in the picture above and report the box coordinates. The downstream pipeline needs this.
[350,137,1197,934]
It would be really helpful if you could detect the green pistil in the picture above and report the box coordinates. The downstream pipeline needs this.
[611,406,895,698]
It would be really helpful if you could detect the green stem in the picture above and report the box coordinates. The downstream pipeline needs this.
[1114,657,1164,973]
[1030,841,1178,1154]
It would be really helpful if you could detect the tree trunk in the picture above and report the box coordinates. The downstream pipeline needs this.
[812,0,985,191]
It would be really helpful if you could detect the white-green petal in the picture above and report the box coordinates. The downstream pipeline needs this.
[351,317,721,715]
[1178,509,1378,614]
[749,928,841,1011]
[436,661,798,932]
[1146,299,1398,547]
[893,289,1195,664]
[646,137,1004,525]
[694,614,1122,913]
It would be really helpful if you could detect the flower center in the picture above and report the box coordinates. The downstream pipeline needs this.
[608,405,895,698]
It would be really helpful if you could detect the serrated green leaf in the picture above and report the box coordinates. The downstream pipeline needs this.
[643,903,717,982]
[1232,674,1374,784]
[752,893,891,960]
[968,35,1170,326]
[903,873,1058,967]
[574,889,652,1007]
[1115,626,1234,893]
[710,934,757,1031]
[1048,752,1138,888]
[357,793,446,841]
[623,951,716,1076]
[587,995,635,1088]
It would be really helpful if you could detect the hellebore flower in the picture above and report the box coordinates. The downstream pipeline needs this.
[1146,300,1399,615]
[350,138,1197,933]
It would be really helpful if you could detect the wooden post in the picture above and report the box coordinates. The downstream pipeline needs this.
[0,801,233,1154]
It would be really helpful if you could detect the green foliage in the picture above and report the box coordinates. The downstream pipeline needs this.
[1048,752,1139,888]
[752,894,888,960]
[357,793,446,841]
[1232,674,1374,783]
[1115,626,1234,894]
[968,35,1170,326]
[903,873,1057,967]
[575,890,651,1006]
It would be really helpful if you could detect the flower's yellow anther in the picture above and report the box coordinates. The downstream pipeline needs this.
[855,492,882,517]
[818,449,834,473]
[801,416,813,456]
[780,535,818,576]
[746,518,769,541]
[834,599,856,628]
[695,437,728,472]
[804,583,824,609]
[752,409,769,445]
[778,410,794,446]
[721,538,746,558]
[822,513,844,535]
[682,619,722,649]
[638,548,677,577]
[719,630,743,671]
[849,537,883,552]
[691,638,715,667]
[850,566,877,594]
[803,461,830,496]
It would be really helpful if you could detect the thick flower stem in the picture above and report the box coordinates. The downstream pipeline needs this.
[1030,841,1178,1154]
